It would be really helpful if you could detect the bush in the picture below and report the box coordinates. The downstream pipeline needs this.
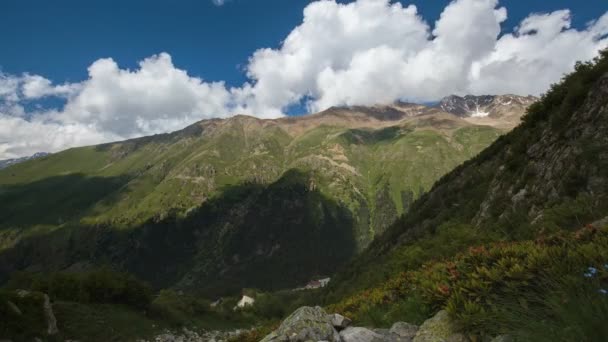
[330,226,608,339]
[5,267,153,310]
[149,289,210,325]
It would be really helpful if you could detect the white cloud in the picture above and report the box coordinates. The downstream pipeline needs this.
[59,53,235,136]
[21,74,80,99]
[0,53,238,159]
[0,113,118,160]
[1,0,608,159]
[242,0,607,112]
[212,0,226,6]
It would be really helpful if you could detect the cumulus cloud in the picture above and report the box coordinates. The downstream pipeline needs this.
[241,0,608,112]
[1,0,608,159]
[0,54,238,158]
[211,0,226,6]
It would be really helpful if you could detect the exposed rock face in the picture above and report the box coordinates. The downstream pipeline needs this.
[438,95,536,119]
[261,306,341,342]
[139,327,249,342]
[340,327,385,342]
[437,94,537,130]
[389,322,419,341]
[0,152,50,170]
[42,294,58,335]
[330,313,352,330]
[4,290,59,338]
[261,306,428,342]
[413,310,467,342]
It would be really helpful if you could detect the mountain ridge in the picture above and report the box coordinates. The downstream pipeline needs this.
[325,53,608,303]
[0,94,535,296]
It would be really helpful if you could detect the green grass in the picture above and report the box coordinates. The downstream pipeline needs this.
[0,105,506,296]
[54,301,161,342]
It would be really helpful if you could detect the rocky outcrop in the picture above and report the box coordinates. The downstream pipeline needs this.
[261,306,422,342]
[330,313,352,330]
[260,307,483,342]
[413,310,467,342]
[340,327,385,342]
[389,322,419,341]
[139,327,250,342]
[261,306,341,342]
[42,294,58,335]
[2,290,59,339]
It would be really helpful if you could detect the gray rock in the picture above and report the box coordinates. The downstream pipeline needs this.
[6,300,21,315]
[261,306,341,342]
[43,294,59,335]
[413,310,468,342]
[330,313,352,329]
[389,322,418,341]
[340,327,386,342]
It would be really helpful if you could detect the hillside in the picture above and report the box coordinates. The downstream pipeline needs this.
[0,152,50,170]
[0,97,531,295]
[326,51,608,305]
[248,51,608,342]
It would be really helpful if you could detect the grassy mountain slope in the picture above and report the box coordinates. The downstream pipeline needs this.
[0,101,526,295]
[325,50,608,313]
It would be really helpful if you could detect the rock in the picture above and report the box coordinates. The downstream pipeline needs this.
[413,310,468,342]
[490,335,513,342]
[261,306,341,342]
[6,300,21,315]
[389,322,418,341]
[330,313,352,329]
[340,327,385,342]
[43,294,59,335]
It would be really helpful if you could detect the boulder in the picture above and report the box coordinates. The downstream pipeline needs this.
[330,313,352,329]
[413,310,468,342]
[43,294,58,335]
[7,300,22,315]
[340,327,385,342]
[389,322,419,341]
[261,306,341,342]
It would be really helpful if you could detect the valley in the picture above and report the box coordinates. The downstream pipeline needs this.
[0,95,532,296]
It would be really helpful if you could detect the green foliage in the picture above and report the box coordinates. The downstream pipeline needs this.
[53,301,161,342]
[149,289,210,325]
[504,277,608,342]
[6,268,153,310]
[0,290,50,341]
[331,226,608,340]
[329,49,608,304]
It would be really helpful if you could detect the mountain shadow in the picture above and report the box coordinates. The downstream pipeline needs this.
[0,169,357,297]
[0,173,132,228]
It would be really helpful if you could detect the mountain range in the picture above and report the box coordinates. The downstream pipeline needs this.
[0,94,534,295]
[0,152,50,170]
[3,51,608,341]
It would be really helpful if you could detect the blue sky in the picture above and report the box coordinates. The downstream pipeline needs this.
[0,0,607,158]
[0,0,602,87]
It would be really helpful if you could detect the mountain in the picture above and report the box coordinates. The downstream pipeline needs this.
[437,94,537,129]
[0,97,532,296]
[0,152,50,170]
[326,53,608,306]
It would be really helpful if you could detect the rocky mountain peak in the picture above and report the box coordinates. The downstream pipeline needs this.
[0,152,50,170]
[437,94,538,118]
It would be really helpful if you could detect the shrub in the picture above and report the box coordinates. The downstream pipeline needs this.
[330,226,608,339]
[5,267,153,310]
[149,289,210,325]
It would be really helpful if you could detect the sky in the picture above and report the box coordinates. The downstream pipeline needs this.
[0,0,607,159]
